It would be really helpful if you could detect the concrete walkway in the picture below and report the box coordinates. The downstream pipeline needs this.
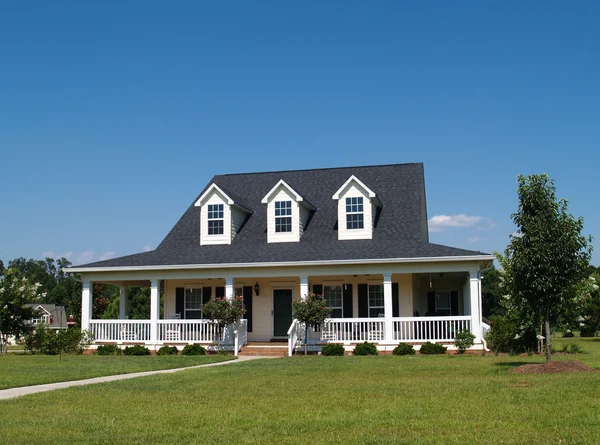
[0,355,271,401]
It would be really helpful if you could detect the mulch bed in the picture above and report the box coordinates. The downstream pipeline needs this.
[510,360,596,374]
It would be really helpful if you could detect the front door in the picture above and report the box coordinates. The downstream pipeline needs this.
[273,289,293,338]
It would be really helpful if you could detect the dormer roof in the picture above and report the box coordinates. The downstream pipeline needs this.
[332,175,382,208]
[195,183,253,213]
[261,179,316,210]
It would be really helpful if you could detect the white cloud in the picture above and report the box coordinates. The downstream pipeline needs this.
[75,250,95,264]
[429,214,495,233]
[41,250,97,265]
[467,236,482,243]
[143,245,152,252]
[99,251,116,261]
[42,251,74,260]
[42,251,56,258]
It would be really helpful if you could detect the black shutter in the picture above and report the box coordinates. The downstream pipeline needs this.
[451,290,459,316]
[392,283,399,317]
[202,287,212,305]
[312,284,323,295]
[358,284,368,318]
[427,291,435,315]
[243,286,253,333]
[343,284,353,318]
[215,286,225,298]
[176,287,184,320]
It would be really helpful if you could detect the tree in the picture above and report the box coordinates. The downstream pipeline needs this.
[499,174,592,363]
[0,268,45,353]
[579,272,600,337]
[481,266,504,318]
[292,293,332,355]
[201,296,245,347]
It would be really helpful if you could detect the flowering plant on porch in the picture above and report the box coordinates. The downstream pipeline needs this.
[292,293,332,355]
[201,296,246,344]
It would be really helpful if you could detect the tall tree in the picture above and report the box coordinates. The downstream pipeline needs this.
[481,266,504,318]
[499,174,592,363]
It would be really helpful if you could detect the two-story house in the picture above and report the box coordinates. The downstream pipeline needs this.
[66,163,493,353]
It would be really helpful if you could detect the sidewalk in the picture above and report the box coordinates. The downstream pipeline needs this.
[0,355,271,401]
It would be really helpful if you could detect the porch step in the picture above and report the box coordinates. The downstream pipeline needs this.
[238,344,288,357]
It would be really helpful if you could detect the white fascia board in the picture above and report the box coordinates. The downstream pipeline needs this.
[332,175,377,200]
[194,184,234,207]
[35,305,51,315]
[261,179,304,204]
[64,254,495,273]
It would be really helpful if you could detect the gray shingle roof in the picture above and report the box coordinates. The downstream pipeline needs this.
[75,163,490,269]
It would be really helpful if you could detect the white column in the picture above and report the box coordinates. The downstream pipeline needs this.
[383,274,393,342]
[150,279,160,344]
[299,276,309,300]
[81,280,92,332]
[119,285,127,319]
[469,272,481,343]
[225,277,234,301]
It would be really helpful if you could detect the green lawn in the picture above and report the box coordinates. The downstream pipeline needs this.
[0,354,233,389]
[1,338,599,444]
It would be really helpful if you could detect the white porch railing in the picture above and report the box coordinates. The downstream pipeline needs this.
[320,318,386,343]
[157,320,220,343]
[392,316,471,342]
[287,319,299,356]
[89,320,151,342]
[233,319,248,357]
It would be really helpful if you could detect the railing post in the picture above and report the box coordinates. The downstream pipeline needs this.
[81,280,92,332]
[300,276,309,300]
[383,274,394,342]
[119,285,128,319]
[225,277,234,300]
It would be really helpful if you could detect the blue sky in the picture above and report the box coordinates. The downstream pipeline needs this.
[1,1,598,266]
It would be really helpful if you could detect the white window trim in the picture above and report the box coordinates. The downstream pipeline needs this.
[207,203,224,236]
[185,287,204,319]
[323,283,344,318]
[368,283,385,318]
[434,289,456,314]
[274,200,292,233]
[345,196,365,230]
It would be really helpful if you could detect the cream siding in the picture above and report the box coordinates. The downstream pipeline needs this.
[266,188,300,243]
[200,193,231,246]
[299,205,311,237]
[393,273,413,316]
[336,183,374,240]
[231,207,246,241]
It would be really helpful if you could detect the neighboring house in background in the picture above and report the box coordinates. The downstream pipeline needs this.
[66,163,494,353]
[27,304,69,330]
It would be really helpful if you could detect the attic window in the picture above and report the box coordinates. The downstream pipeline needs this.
[275,200,292,233]
[345,197,364,229]
[207,204,224,235]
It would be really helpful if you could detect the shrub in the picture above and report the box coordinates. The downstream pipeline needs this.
[157,345,178,356]
[561,343,582,354]
[486,315,537,354]
[562,330,575,338]
[181,344,206,356]
[321,343,345,356]
[454,329,476,354]
[353,342,378,356]
[392,343,416,356]
[123,345,151,356]
[97,344,121,356]
[579,324,598,337]
[419,342,447,355]
[24,325,92,355]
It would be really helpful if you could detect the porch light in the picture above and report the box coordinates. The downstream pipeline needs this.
[254,283,260,296]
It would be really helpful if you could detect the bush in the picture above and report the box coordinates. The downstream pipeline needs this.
[321,343,345,356]
[392,343,416,356]
[24,325,92,355]
[97,344,121,355]
[561,343,582,354]
[454,329,475,354]
[123,345,151,356]
[562,330,575,338]
[157,345,178,356]
[353,342,378,356]
[181,344,206,356]
[419,342,447,355]
[486,315,537,354]
[579,324,598,337]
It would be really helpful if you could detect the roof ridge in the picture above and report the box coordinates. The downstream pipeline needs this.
[213,162,423,178]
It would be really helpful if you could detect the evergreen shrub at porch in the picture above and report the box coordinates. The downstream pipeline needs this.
[321,343,345,356]
[392,343,415,356]
[96,344,121,355]
[157,345,178,356]
[454,329,476,354]
[419,342,447,355]
[486,315,537,353]
[123,345,151,356]
[181,344,206,356]
[353,342,378,356]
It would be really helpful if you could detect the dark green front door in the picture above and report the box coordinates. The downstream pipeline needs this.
[273,289,293,337]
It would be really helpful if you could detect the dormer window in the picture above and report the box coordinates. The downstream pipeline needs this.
[346,197,364,229]
[333,175,382,240]
[262,179,316,243]
[275,201,292,232]
[207,204,224,235]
